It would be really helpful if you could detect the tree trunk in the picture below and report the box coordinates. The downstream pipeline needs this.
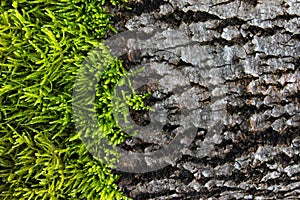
[112,0,300,199]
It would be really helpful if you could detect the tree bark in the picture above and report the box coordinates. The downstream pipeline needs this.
[112,0,300,199]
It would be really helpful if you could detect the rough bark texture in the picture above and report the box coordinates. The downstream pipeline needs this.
[111,0,300,199]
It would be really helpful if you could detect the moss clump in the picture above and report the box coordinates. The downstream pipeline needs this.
[0,0,131,199]
[96,62,153,143]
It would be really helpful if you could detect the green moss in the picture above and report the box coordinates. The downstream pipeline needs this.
[0,0,131,199]
[95,60,153,143]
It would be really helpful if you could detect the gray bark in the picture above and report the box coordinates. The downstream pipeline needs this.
[112,0,300,199]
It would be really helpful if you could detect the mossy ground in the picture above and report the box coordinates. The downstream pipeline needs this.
[0,0,133,199]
